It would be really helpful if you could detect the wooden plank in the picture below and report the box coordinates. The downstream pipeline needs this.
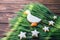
[0,24,10,37]
[0,30,6,37]
[0,4,60,12]
[0,24,9,36]
[0,0,60,5]
[44,0,60,3]
[0,4,59,10]
[0,0,33,5]
[0,9,60,13]
[0,12,16,23]
[0,2,59,11]
[0,24,9,31]
[52,9,60,13]
[0,4,24,12]
[0,2,59,12]
[0,0,59,4]
[0,1,48,4]
[45,4,60,10]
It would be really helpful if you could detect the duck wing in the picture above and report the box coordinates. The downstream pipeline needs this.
[27,14,41,23]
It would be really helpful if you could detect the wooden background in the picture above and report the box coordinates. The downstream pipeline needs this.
[0,0,60,38]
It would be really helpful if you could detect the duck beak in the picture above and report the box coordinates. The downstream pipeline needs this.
[24,12,28,15]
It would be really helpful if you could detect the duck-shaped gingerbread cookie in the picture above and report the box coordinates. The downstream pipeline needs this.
[24,10,42,27]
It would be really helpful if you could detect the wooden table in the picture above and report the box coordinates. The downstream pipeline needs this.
[0,0,60,38]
